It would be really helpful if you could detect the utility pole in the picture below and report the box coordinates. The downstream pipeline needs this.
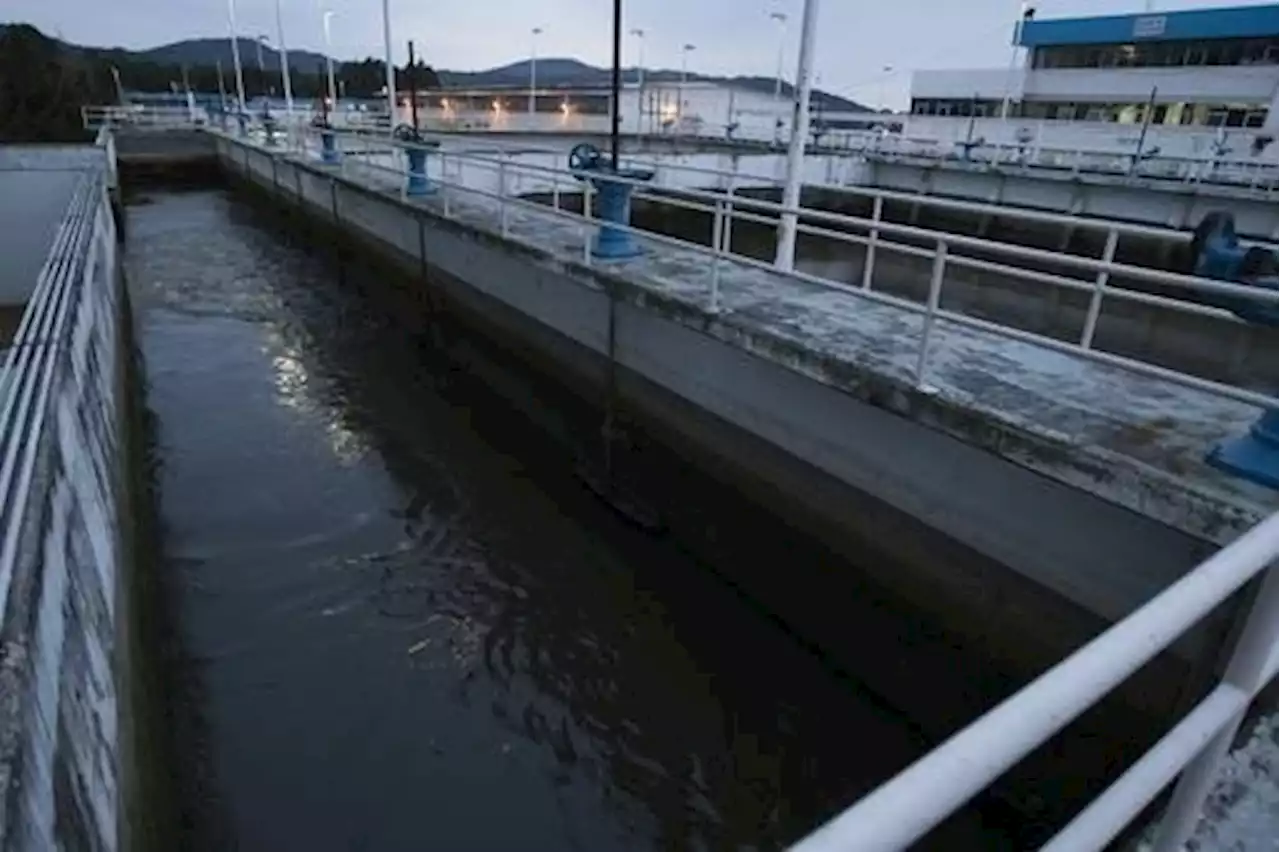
[226,0,246,112]
[323,11,338,110]
[774,0,819,271]
[530,27,543,117]
[610,0,622,168]
[382,0,396,132]
[630,28,645,133]
[771,11,787,144]
[274,0,294,115]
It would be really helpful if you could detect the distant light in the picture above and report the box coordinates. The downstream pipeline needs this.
[492,99,502,112]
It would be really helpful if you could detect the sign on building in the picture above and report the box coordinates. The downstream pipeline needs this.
[1132,15,1167,38]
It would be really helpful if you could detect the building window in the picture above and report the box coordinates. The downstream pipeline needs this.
[1032,36,1278,69]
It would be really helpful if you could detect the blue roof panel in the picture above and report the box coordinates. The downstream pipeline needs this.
[1016,4,1278,46]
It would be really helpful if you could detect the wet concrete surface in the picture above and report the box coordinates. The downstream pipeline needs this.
[125,187,1024,851]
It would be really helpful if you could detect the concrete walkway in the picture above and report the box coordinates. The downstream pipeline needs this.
[322,149,1272,552]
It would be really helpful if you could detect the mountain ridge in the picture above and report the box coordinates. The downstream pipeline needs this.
[4,28,869,111]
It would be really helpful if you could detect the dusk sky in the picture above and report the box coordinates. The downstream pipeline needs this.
[5,0,1260,107]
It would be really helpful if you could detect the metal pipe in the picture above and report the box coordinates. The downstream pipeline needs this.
[773,0,819,270]
[226,0,246,112]
[382,0,396,133]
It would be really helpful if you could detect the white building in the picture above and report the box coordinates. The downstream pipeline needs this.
[906,3,1279,159]
[399,80,883,143]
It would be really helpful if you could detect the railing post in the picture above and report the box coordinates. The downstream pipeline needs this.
[861,194,883,291]
[915,240,947,386]
[722,178,737,258]
[709,199,725,313]
[1149,563,1279,852]
[1079,228,1119,349]
[441,152,452,217]
[582,182,593,267]
[499,153,510,237]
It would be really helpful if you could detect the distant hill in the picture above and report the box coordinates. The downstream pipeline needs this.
[97,37,331,75]
[0,29,870,111]
[438,58,869,112]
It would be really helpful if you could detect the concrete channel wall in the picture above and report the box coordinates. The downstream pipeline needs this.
[862,157,1280,241]
[0,175,139,851]
[214,136,1244,690]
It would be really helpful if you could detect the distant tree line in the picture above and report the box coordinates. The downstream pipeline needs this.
[0,24,114,141]
[0,24,442,142]
[99,55,442,103]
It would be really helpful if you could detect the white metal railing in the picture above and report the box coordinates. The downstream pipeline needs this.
[82,104,208,130]
[0,148,113,626]
[836,128,1280,194]
[281,125,1279,412]
[790,513,1279,852]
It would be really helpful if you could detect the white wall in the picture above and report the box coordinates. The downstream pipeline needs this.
[900,113,1275,158]
[911,69,1019,101]
[1024,65,1278,103]
[912,64,1278,106]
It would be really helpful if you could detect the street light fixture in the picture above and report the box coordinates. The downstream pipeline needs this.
[322,10,338,110]
[530,27,543,117]
[775,0,819,271]
[273,0,295,116]
[381,0,396,133]
[679,43,695,122]
[770,11,787,142]
[225,0,246,112]
[630,27,645,132]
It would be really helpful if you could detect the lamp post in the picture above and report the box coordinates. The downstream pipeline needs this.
[679,43,695,124]
[630,27,645,133]
[381,0,396,132]
[274,0,295,116]
[774,0,819,271]
[879,64,893,113]
[256,35,270,98]
[770,11,787,142]
[225,0,246,113]
[530,27,543,117]
[1000,2,1032,123]
[322,10,338,111]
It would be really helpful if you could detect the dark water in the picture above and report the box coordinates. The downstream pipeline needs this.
[126,188,1012,851]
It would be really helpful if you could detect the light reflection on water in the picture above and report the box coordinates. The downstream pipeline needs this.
[126,188,1010,852]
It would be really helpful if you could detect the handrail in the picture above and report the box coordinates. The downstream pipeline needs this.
[0,163,107,621]
[787,513,1278,851]
[283,126,1278,408]
[88,103,1278,242]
